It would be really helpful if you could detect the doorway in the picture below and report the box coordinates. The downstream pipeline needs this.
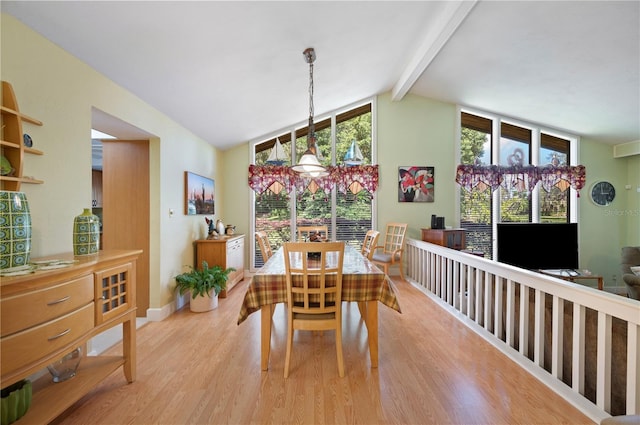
[91,109,152,317]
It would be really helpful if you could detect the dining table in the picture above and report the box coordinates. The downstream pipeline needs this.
[237,244,402,370]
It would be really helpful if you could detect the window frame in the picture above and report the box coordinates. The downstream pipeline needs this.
[249,98,377,271]
[456,106,580,259]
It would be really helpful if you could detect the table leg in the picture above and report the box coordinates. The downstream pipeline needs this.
[261,305,272,371]
[357,301,367,318]
[365,300,378,368]
[122,311,136,383]
[597,276,603,290]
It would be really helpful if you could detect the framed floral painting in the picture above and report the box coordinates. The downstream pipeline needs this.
[185,171,215,215]
[398,166,434,202]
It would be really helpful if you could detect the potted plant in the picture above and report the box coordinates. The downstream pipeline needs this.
[174,261,235,312]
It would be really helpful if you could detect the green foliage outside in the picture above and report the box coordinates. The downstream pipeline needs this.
[254,111,373,253]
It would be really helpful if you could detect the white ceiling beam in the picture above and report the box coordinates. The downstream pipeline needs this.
[392,0,478,101]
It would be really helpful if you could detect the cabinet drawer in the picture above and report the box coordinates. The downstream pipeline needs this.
[1,275,94,337]
[0,302,94,377]
[227,237,243,250]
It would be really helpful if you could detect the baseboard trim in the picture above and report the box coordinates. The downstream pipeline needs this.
[146,302,177,322]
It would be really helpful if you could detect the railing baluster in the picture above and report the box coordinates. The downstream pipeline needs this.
[597,311,612,412]
[572,302,586,394]
[628,322,640,413]
[551,294,564,379]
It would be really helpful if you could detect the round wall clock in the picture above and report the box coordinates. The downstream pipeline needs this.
[590,181,615,206]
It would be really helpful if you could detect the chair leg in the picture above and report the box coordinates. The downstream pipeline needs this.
[284,321,293,378]
[398,260,405,280]
[336,323,345,377]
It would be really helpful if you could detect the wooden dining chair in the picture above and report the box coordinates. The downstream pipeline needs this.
[297,225,328,242]
[282,241,345,378]
[361,229,380,260]
[255,231,273,263]
[371,222,408,280]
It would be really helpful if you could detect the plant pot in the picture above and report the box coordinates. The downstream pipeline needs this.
[1,379,31,425]
[189,290,218,312]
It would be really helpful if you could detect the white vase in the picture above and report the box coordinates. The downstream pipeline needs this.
[189,290,219,312]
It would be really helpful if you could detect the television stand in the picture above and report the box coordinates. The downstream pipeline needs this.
[539,269,603,290]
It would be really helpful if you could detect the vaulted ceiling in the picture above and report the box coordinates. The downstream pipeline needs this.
[3,1,638,148]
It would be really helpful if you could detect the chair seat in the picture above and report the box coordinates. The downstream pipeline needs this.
[372,252,393,263]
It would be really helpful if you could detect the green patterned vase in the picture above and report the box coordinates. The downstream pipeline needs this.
[0,191,32,269]
[73,208,100,256]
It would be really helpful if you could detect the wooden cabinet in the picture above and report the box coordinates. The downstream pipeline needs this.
[1,81,44,191]
[195,235,245,298]
[421,228,466,250]
[0,249,141,424]
[92,170,103,207]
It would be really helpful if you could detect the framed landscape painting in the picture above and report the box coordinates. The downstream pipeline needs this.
[398,166,434,202]
[185,171,215,215]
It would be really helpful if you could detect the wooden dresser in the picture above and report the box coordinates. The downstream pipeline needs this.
[0,249,141,424]
[421,228,466,250]
[194,234,245,298]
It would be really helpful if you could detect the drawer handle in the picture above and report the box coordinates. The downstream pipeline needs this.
[48,328,71,341]
[47,296,70,306]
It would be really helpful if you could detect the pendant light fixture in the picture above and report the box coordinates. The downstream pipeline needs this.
[291,47,328,178]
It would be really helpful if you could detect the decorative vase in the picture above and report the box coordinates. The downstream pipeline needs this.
[0,191,32,270]
[47,347,82,383]
[73,208,100,256]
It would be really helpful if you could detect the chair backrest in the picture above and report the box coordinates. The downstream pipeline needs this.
[297,225,329,242]
[255,231,273,262]
[379,223,408,258]
[283,241,345,315]
[361,229,380,260]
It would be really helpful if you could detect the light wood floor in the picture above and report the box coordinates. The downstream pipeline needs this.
[53,278,594,425]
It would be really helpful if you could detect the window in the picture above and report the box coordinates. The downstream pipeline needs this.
[251,101,375,269]
[459,109,577,259]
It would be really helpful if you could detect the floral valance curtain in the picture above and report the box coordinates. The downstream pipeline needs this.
[455,164,586,195]
[248,165,379,196]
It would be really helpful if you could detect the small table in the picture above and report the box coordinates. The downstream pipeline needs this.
[237,245,402,370]
[539,269,604,290]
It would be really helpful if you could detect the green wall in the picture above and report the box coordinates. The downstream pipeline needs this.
[579,139,639,286]
[376,93,458,241]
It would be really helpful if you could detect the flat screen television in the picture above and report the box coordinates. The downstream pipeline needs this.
[496,223,579,271]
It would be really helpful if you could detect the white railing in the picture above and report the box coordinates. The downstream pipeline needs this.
[405,238,640,423]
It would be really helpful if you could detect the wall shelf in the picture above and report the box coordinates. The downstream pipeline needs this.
[1,81,44,191]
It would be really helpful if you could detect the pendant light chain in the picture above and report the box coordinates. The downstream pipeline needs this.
[291,47,327,177]
[309,58,316,135]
